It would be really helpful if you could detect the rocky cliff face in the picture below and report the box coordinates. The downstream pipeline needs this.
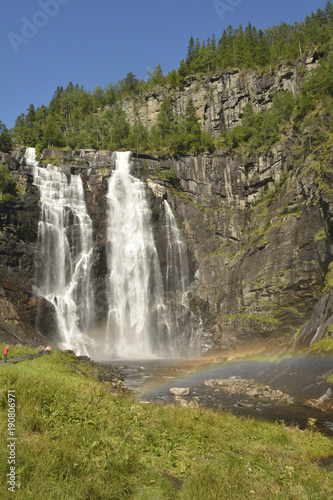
[132,143,333,351]
[0,152,41,344]
[1,141,332,352]
[119,53,318,136]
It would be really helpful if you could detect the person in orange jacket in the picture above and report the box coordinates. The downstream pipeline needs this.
[4,346,10,362]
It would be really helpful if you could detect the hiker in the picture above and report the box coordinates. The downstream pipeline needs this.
[45,345,51,354]
[4,346,10,363]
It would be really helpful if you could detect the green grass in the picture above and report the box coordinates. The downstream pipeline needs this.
[0,348,333,499]
[0,343,39,360]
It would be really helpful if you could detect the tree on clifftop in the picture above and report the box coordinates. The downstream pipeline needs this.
[0,121,13,154]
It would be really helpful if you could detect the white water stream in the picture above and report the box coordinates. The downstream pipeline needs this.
[163,199,190,294]
[26,148,95,354]
[105,152,172,357]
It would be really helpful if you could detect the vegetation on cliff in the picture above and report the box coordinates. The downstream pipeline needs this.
[220,40,333,156]
[0,122,13,154]
[0,164,18,203]
[1,2,332,158]
[1,346,332,499]
[178,2,333,80]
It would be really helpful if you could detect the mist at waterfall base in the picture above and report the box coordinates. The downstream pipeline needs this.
[27,148,200,360]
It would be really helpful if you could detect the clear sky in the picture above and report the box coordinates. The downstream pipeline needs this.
[0,0,329,129]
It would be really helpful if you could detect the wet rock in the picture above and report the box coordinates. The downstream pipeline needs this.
[170,387,190,396]
[305,388,333,411]
[291,292,333,349]
[204,378,293,403]
[174,396,195,408]
[76,355,91,362]
[235,401,254,408]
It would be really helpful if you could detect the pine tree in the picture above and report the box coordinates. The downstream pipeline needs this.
[177,60,187,86]
[244,23,257,67]
[43,114,64,148]
[33,105,48,145]
[0,122,13,153]
[324,1,333,23]
[217,28,234,68]
[26,104,35,129]
[211,34,217,71]
[13,114,26,144]
[166,69,178,88]
[206,37,217,71]
[92,86,105,112]
[256,29,271,66]
[147,64,164,86]
[186,36,195,68]
[184,98,201,136]
[234,25,245,67]
[110,108,129,149]
[122,72,139,94]
[157,98,175,138]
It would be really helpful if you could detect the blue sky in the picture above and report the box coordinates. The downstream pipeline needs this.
[0,0,329,129]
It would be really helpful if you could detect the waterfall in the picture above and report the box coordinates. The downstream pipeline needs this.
[26,147,200,358]
[24,146,39,168]
[163,199,190,294]
[105,152,172,358]
[26,148,95,354]
[163,199,202,354]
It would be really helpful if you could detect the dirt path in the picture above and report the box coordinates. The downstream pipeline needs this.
[0,352,46,364]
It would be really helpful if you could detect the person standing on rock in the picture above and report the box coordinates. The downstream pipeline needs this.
[4,346,10,362]
[45,345,51,354]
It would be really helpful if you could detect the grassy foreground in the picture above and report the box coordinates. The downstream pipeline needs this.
[0,346,332,499]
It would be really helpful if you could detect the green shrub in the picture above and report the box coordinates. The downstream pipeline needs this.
[0,164,17,202]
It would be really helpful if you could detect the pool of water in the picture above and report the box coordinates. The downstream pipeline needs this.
[106,354,333,436]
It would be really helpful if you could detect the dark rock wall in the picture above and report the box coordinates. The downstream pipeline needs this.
[0,153,40,343]
[131,145,333,350]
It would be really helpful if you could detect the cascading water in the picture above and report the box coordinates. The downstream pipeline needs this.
[24,146,39,168]
[105,152,172,358]
[163,199,202,354]
[26,147,200,358]
[26,148,95,354]
[163,199,190,294]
